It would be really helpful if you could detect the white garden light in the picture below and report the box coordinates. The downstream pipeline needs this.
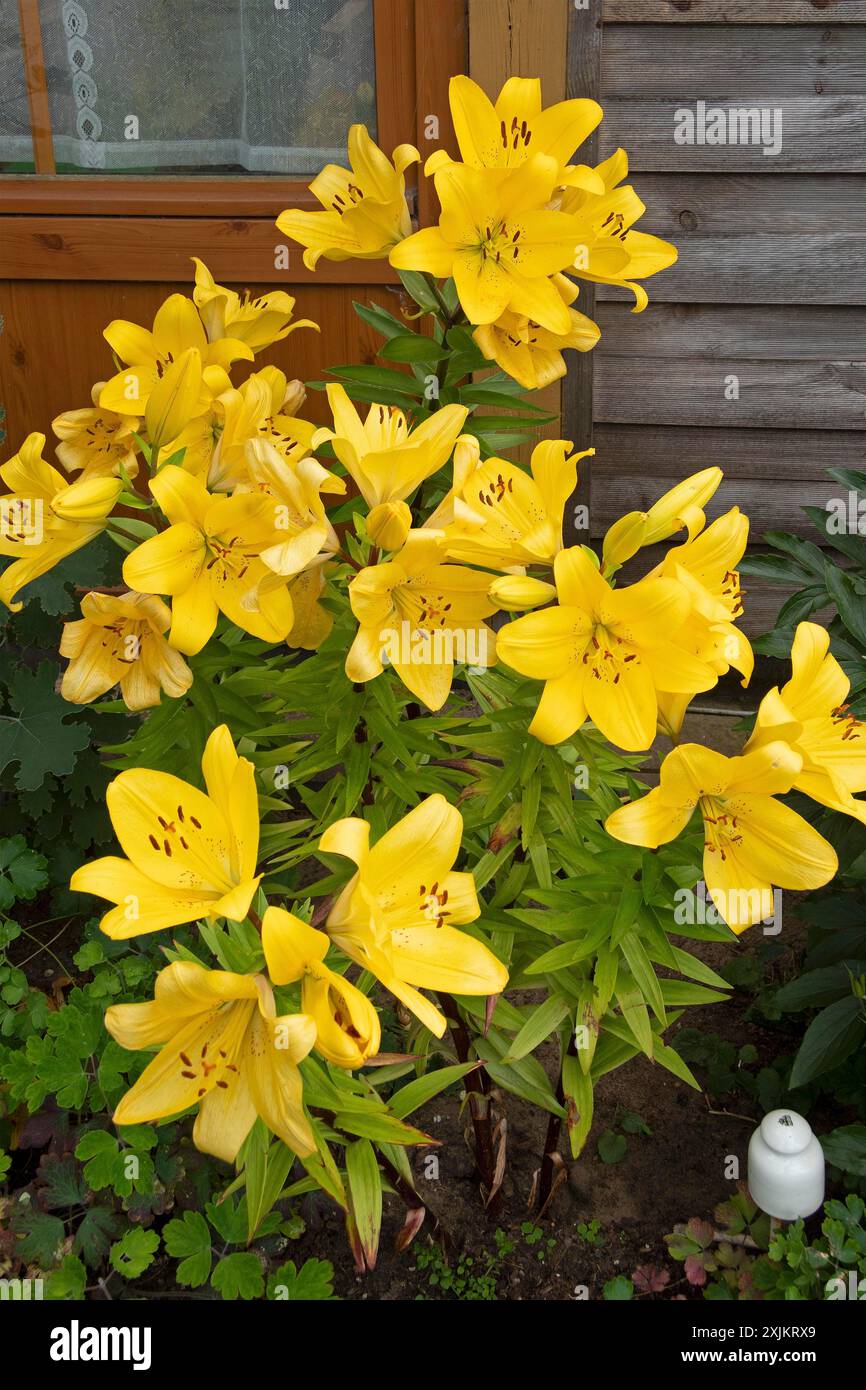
[747,1110,826,1221]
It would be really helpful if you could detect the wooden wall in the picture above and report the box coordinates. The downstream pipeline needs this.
[561,0,866,635]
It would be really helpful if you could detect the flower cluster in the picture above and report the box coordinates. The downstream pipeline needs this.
[72,726,506,1162]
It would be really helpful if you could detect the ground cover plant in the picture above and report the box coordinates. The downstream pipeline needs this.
[1,75,862,1300]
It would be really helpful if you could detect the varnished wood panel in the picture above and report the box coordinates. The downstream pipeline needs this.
[0,217,401,283]
[0,280,409,459]
[604,1,866,21]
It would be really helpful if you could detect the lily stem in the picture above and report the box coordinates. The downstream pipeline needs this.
[436,992,497,1202]
[537,1032,577,1211]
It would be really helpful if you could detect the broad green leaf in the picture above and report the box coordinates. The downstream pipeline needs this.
[345,1139,382,1270]
[390,1061,478,1118]
[503,995,571,1062]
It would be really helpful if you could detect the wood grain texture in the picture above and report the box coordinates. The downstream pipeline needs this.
[629,172,865,234]
[603,23,866,97]
[595,356,866,429]
[469,0,570,462]
[596,302,866,359]
[16,0,54,174]
[0,279,410,459]
[415,0,467,224]
[564,0,604,535]
[595,234,866,305]
[373,0,418,156]
[598,98,866,171]
[590,424,865,535]
[0,178,321,217]
[0,217,402,283]
[604,1,866,21]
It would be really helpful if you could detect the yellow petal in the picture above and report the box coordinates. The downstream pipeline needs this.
[390,924,508,995]
[263,905,329,984]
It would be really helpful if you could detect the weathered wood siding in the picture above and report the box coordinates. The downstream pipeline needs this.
[566,0,866,633]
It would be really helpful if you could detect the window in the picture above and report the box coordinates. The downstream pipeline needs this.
[2,0,378,177]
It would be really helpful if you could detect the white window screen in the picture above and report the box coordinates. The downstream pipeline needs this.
[1,0,377,175]
[0,3,35,171]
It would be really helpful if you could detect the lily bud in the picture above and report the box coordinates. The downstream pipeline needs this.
[489,574,557,612]
[145,346,203,450]
[602,510,648,572]
[281,378,307,417]
[644,467,723,546]
[367,500,412,552]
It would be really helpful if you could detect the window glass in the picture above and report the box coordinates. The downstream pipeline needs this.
[2,0,377,176]
[0,6,35,172]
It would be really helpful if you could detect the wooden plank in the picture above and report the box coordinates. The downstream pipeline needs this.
[0,216,401,283]
[0,279,409,457]
[0,178,321,217]
[590,424,865,535]
[594,424,866,481]
[629,173,865,235]
[595,234,866,305]
[596,303,866,360]
[595,356,866,429]
[415,0,467,225]
[604,1,866,21]
[16,0,54,174]
[563,0,603,539]
[469,0,570,464]
[373,0,417,157]
[602,23,866,98]
[598,98,866,171]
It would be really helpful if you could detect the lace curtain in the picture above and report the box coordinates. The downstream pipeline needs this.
[1,0,377,174]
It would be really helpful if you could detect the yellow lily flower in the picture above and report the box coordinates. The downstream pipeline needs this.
[496,545,717,750]
[122,466,294,654]
[345,530,497,711]
[105,960,316,1161]
[390,155,588,333]
[314,384,468,509]
[605,741,838,933]
[276,125,420,270]
[0,433,121,612]
[647,507,753,737]
[441,437,592,569]
[320,794,508,1036]
[602,467,724,572]
[426,74,601,178]
[287,566,334,651]
[167,368,318,492]
[191,257,319,351]
[262,907,381,1068]
[52,385,140,480]
[70,724,262,939]
[559,148,678,312]
[144,346,203,450]
[240,438,343,578]
[473,272,600,389]
[60,590,192,711]
[98,293,253,418]
[746,622,866,824]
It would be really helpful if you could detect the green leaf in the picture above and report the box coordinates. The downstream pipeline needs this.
[776,964,861,1012]
[74,1131,119,1190]
[620,931,667,1027]
[603,1275,634,1300]
[333,1111,432,1146]
[825,567,866,648]
[0,662,90,791]
[211,1251,264,1301]
[379,334,450,364]
[109,1227,160,1279]
[0,835,49,910]
[163,1210,213,1287]
[345,1139,382,1271]
[389,1061,479,1118]
[73,1207,119,1268]
[395,269,440,313]
[45,1253,87,1301]
[267,1257,338,1301]
[597,1131,627,1165]
[562,1055,594,1158]
[13,1208,66,1264]
[820,1125,866,1177]
[503,995,571,1062]
[790,996,866,1087]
